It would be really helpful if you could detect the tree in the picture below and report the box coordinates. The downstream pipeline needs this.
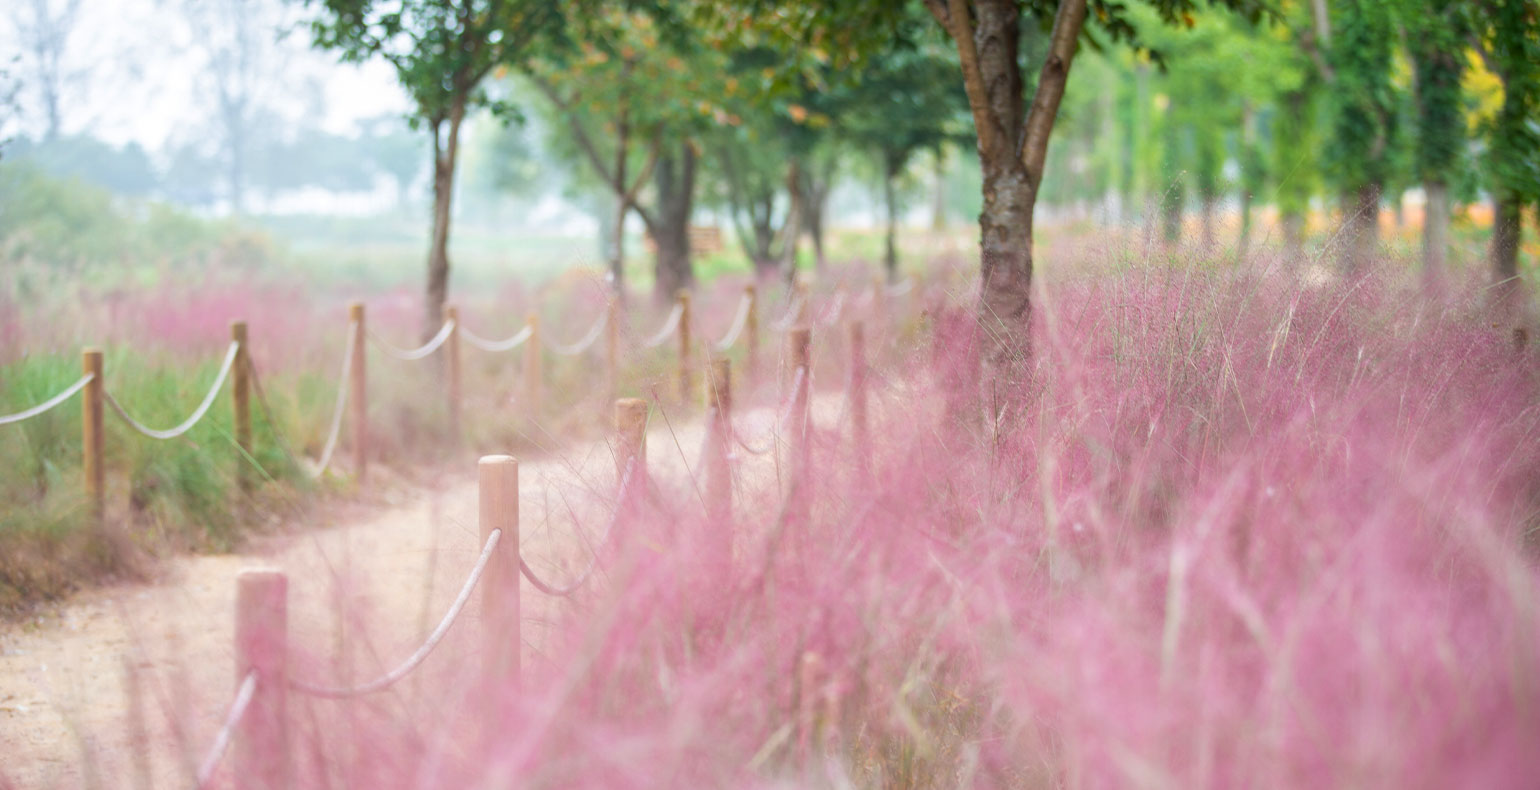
[724,0,1265,419]
[1468,0,1539,299]
[1316,0,1400,273]
[9,0,81,142]
[1402,0,1466,275]
[523,8,723,298]
[306,0,566,336]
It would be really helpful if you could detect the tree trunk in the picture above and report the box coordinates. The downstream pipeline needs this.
[609,193,627,292]
[804,189,828,271]
[931,147,947,231]
[780,160,803,288]
[1282,210,1306,264]
[883,153,900,281]
[1492,191,1522,293]
[1161,182,1184,246]
[1423,180,1449,275]
[977,161,1034,417]
[1342,182,1380,273]
[648,140,696,301]
[1200,193,1216,251]
[424,102,465,338]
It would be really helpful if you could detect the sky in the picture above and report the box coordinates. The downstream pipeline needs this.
[2,0,413,153]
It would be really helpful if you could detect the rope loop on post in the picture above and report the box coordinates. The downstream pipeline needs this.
[287,528,502,699]
[287,523,498,696]
[711,294,754,352]
[640,303,684,348]
[461,323,533,353]
[104,341,240,440]
[518,458,637,597]
[193,671,258,790]
[367,319,456,361]
[769,296,806,332]
[543,312,609,356]
[0,373,95,426]
[248,322,356,479]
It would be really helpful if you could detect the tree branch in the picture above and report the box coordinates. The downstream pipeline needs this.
[941,0,1001,157]
[1019,0,1089,185]
[922,0,950,26]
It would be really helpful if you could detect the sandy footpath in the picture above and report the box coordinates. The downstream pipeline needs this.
[0,395,842,788]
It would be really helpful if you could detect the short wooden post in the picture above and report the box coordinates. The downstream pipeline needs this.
[677,289,693,404]
[848,321,870,484]
[744,284,760,388]
[606,298,621,407]
[786,327,812,525]
[231,321,252,491]
[82,348,103,521]
[794,280,811,325]
[479,455,520,684]
[444,305,461,444]
[348,302,368,484]
[234,569,289,790]
[705,359,732,534]
[615,397,647,490]
[524,312,542,423]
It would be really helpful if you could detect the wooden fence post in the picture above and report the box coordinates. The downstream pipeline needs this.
[82,348,103,521]
[348,302,368,484]
[705,358,732,536]
[848,321,870,485]
[744,284,760,389]
[444,305,462,444]
[787,327,812,526]
[479,455,520,684]
[231,321,251,491]
[606,297,621,409]
[615,397,647,495]
[677,289,692,404]
[234,568,289,790]
[524,312,542,423]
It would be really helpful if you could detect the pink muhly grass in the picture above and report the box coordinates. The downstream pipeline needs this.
[39,261,1540,789]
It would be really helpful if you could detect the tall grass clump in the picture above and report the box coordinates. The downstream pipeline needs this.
[29,259,1540,787]
[0,348,335,612]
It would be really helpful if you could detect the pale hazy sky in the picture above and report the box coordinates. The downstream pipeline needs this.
[3,0,413,152]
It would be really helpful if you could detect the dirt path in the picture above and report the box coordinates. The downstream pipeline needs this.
[0,396,838,788]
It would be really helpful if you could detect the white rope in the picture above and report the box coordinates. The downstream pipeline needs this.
[887,278,913,296]
[367,319,455,361]
[519,459,636,597]
[780,366,807,428]
[711,294,753,352]
[640,303,684,349]
[288,528,501,699]
[304,323,355,478]
[105,342,240,440]
[770,295,805,332]
[732,367,806,457]
[462,323,532,353]
[0,373,94,426]
[193,671,257,790]
[816,292,847,328]
[543,312,608,356]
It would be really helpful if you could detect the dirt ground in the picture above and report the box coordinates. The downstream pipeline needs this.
[0,396,843,788]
